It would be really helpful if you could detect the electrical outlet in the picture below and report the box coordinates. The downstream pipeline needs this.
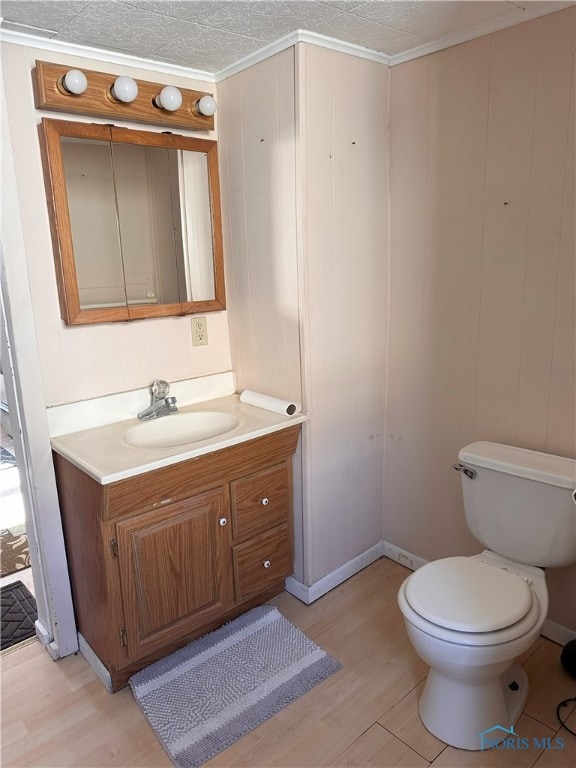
[192,316,208,346]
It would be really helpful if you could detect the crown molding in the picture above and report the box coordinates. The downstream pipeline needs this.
[1,24,381,87]
[216,29,391,82]
[388,3,575,66]
[214,30,300,82]
[214,4,574,79]
[0,27,216,84]
[2,2,573,85]
[297,30,392,65]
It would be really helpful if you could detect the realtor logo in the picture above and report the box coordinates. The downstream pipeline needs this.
[480,725,516,750]
[480,725,564,751]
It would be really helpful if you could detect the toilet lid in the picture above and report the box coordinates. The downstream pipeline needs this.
[404,557,534,632]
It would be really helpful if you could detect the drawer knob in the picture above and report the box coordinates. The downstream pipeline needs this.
[219,517,228,526]
[263,560,271,568]
[260,497,270,506]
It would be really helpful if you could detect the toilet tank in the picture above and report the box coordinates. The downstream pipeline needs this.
[457,442,576,568]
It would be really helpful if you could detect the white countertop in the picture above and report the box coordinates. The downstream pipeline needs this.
[51,394,307,485]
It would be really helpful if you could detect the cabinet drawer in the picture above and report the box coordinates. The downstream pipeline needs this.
[233,526,292,603]
[231,462,290,540]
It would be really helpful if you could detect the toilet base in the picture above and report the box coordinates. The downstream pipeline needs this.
[419,663,528,750]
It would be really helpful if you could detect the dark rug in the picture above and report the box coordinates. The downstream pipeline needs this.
[1,580,37,650]
[0,446,17,469]
[0,526,31,576]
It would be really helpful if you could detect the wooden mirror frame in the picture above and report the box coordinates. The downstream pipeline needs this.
[40,118,226,325]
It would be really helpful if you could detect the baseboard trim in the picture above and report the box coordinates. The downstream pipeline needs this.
[284,576,311,604]
[381,541,428,571]
[285,542,386,604]
[77,633,112,692]
[541,619,576,647]
[33,619,55,655]
[286,539,576,643]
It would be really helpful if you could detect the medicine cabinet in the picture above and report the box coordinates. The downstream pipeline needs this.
[40,118,225,325]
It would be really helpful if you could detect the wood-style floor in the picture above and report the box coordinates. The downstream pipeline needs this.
[1,557,575,768]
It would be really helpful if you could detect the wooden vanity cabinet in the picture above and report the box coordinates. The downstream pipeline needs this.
[53,425,300,691]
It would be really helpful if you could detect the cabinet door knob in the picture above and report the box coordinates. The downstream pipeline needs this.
[219,517,228,526]
[263,560,271,568]
[260,497,270,506]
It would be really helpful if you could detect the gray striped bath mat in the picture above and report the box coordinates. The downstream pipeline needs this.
[129,605,342,767]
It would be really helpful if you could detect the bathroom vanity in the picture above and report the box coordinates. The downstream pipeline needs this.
[51,396,303,691]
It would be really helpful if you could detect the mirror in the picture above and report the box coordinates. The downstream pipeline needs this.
[40,118,225,324]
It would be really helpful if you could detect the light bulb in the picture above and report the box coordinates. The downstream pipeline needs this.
[154,85,182,112]
[196,95,217,116]
[61,69,88,95]
[111,76,138,103]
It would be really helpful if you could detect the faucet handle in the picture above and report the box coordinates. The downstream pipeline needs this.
[152,380,170,398]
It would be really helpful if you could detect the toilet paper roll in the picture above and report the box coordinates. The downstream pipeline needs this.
[240,390,301,417]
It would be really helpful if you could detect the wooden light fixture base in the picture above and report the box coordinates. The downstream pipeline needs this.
[33,60,215,132]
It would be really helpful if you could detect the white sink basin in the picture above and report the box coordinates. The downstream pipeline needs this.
[123,411,240,449]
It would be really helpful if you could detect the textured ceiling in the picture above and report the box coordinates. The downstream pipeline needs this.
[1,0,572,74]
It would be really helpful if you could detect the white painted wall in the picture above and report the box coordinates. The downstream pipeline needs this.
[1,43,232,407]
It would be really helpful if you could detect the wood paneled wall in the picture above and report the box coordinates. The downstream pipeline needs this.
[219,45,389,586]
[297,44,389,584]
[220,10,574,622]
[218,49,301,405]
[387,8,575,629]
[218,49,304,579]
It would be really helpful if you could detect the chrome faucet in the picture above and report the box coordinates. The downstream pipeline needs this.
[138,380,178,420]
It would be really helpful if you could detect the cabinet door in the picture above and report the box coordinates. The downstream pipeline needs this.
[115,487,233,661]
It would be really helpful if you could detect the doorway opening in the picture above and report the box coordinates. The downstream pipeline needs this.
[0,374,37,650]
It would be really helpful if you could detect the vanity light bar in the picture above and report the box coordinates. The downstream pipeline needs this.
[33,60,215,132]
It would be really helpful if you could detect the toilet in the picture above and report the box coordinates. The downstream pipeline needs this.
[397,441,576,751]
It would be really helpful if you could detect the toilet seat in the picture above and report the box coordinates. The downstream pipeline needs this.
[398,557,543,647]
[404,556,533,632]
